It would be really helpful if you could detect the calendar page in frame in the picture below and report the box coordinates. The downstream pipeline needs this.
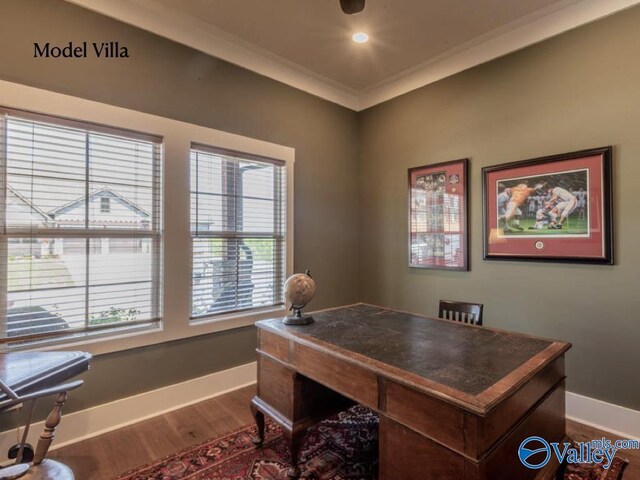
[408,159,468,271]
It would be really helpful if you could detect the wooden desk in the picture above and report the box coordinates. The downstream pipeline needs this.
[251,304,571,480]
[0,351,91,480]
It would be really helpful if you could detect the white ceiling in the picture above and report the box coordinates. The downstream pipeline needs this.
[154,0,574,92]
[68,0,640,110]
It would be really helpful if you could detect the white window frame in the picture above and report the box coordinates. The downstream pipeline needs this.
[0,80,294,356]
[0,107,164,344]
[189,145,287,323]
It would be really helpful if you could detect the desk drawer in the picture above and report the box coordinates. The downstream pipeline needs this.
[258,329,291,364]
[293,343,378,408]
[385,380,466,453]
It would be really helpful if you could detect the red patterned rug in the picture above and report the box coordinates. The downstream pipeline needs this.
[113,405,628,480]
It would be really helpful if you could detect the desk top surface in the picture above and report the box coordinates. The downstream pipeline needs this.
[258,304,570,411]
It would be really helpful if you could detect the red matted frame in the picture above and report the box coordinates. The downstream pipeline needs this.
[482,147,613,264]
[408,159,469,271]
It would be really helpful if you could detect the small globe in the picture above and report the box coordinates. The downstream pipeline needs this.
[284,273,316,309]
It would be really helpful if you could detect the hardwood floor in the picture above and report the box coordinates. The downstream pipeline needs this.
[49,386,255,479]
[48,385,638,479]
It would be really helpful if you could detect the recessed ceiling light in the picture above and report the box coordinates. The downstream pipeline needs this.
[352,32,369,44]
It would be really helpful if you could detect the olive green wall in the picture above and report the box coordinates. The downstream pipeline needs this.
[358,6,640,410]
[1,0,640,424]
[0,0,359,419]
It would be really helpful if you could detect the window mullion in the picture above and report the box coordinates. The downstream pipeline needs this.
[234,163,242,311]
[84,131,90,331]
[151,143,162,321]
[194,151,199,235]
[223,158,238,311]
[273,166,283,304]
[0,116,7,341]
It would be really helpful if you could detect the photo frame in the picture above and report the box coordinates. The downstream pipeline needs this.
[408,159,468,270]
[482,147,613,264]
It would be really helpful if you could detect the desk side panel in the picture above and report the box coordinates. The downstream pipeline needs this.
[379,414,468,480]
[481,357,564,453]
[380,382,566,480]
[257,354,294,419]
[483,380,566,480]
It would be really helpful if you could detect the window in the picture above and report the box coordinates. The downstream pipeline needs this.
[190,144,286,318]
[100,197,111,213]
[0,107,162,343]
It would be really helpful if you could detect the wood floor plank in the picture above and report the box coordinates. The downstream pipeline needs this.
[163,397,242,446]
[100,428,155,476]
[49,435,117,480]
[48,385,636,480]
[133,415,186,461]
[215,388,255,426]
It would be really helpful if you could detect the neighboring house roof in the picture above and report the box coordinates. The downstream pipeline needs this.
[7,185,51,222]
[48,186,150,219]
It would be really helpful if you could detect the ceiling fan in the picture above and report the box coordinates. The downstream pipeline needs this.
[340,0,365,15]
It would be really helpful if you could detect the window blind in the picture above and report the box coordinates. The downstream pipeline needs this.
[0,107,162,343]
[190,144,286,318]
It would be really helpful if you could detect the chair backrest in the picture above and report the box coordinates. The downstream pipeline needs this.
[438,300,484,326]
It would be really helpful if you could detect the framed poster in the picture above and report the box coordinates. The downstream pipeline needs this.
[482,147,613,264]
[408,159,468,270]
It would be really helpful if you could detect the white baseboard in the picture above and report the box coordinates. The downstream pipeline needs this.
[0,361,257,457]
[1,363,638,457]
[566,391,640,441]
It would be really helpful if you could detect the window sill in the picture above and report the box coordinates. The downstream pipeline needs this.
[190,305,286,327]
[7,306,288,357]
[4,321,163,354]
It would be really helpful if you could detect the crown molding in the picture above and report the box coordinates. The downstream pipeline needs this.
[358,0,640,110]
[65,0,640,112]
[63,0,361,110]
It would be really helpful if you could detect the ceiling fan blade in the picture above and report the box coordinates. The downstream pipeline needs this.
[340,0,365,15]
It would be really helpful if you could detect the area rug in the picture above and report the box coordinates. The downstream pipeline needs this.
[565,457,628,480]
[113,405,628,480]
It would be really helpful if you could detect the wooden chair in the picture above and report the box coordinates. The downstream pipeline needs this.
[438,300,484,326]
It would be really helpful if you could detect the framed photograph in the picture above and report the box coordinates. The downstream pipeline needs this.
[409,159,468,270]
[483,147,613,264]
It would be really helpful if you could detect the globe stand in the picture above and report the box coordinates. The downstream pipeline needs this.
[283,306,314,325]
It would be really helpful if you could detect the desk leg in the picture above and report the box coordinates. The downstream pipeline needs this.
[251,397,304,479]
[253,354,354,479]
[250,403,265,447]
[283,428,304,479]
[251,406,301,478]
[283,430,304,479]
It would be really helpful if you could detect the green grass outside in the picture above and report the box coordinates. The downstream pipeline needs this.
[504,214,588,236]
